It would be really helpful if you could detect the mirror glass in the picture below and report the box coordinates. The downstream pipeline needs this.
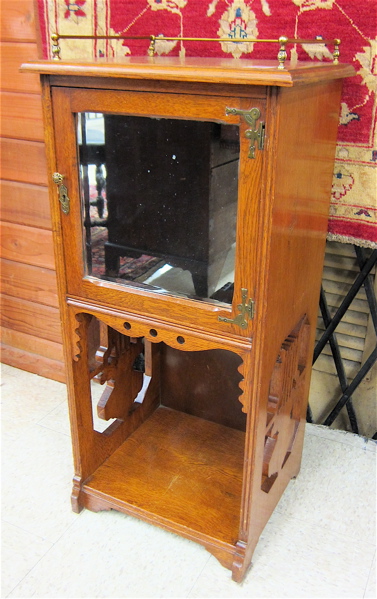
[78,112,239,305]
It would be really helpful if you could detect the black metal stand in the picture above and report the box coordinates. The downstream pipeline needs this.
[308,247,377,436]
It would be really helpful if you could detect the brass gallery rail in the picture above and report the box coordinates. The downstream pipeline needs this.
[50,33,341,70]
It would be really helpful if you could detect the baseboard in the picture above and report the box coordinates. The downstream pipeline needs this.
[0,343,66,383]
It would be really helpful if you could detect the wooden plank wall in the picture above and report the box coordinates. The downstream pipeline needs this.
[0,0,65,382]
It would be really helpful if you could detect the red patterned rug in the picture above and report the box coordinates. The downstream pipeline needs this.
[37,0,376,247]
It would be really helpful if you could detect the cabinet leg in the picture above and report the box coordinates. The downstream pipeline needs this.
[71,476,84,513]
[231,541,252,583]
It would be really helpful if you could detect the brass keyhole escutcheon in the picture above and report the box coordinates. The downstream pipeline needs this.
[52,172,70,215]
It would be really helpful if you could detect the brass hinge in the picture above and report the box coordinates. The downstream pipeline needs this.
[52,172,70,215]
[225,107,265,159]
[218,288,255,329]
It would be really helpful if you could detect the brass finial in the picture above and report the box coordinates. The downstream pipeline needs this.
[51,33,61,60]
[333,39,341,64]
[148,35,156,57]
[277,36,288,70]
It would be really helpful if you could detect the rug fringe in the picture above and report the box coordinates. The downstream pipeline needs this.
[327,232,377,250]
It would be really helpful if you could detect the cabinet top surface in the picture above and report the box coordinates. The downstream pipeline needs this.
[21,56,354,87]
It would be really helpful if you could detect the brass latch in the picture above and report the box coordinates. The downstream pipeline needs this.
[218,288,255,329]
[225,107,265,158]
[52,172,70,215]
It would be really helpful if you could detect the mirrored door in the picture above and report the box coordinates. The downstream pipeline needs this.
[52,86,265,337]
[79,112,240,307]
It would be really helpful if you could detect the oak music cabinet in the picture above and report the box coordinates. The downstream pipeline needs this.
[22,55,353,582]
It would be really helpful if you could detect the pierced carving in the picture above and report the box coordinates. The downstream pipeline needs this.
[261,317,310,493]
[68,303,251,355]
[90,327,144,421]
[72,313,92,361]
[236,360,247,413]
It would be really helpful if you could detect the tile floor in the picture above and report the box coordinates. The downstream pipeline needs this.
[1,363,376,598]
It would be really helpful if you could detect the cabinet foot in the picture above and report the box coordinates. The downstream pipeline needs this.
[71,476,84,513]
[231,541,252,583]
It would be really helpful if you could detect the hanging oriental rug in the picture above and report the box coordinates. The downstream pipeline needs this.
[37,0,377,247]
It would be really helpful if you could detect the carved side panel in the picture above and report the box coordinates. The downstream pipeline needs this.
[89,326,144,421]
[261,317,310,493]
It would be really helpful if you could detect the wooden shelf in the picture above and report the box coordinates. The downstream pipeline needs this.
[83,406,245,545]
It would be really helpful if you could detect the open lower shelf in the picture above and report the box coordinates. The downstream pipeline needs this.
[83,406,245,546]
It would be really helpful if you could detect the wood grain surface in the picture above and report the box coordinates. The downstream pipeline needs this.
[0,294,62,343]
[0,0,37,42]
[1,138,47,185]
[0,326,64,362]
[0,222,54,268]
[1,91,44,140]
[1,42,40,93]
[0,181,51,229]
[21,57,354,87]
[83,406,245,544]
[0,342,65,382]
[0,259,58,307]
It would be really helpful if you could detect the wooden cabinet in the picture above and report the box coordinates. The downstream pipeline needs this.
[22,57,353,582]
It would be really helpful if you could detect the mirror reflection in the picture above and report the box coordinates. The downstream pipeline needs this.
[78,112,239,305]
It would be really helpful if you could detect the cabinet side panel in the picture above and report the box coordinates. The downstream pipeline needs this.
[236,80,343,580]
